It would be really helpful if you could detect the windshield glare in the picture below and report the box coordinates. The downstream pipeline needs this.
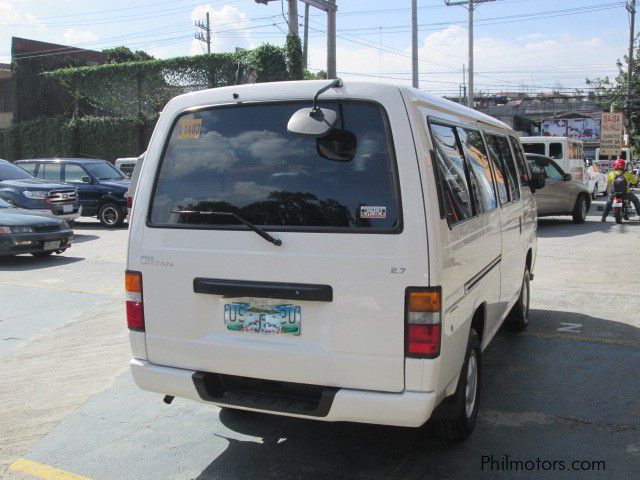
[85,162,125,180]
[149,101,400,231]
[0,197,11,208]
[0,162,34,181]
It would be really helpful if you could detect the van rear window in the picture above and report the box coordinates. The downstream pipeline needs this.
[149,101,400,232]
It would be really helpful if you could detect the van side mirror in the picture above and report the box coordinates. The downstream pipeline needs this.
[81,176,92,184]
[563,173,572,182]
[531,170,546,190]
[288,107,338,137]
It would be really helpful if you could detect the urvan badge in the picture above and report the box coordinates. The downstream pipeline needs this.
[360,206,387,219]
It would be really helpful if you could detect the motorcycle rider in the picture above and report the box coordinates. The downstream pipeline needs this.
[601,158,640,221]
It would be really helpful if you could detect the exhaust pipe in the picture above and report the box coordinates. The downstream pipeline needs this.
[163,395,174,404]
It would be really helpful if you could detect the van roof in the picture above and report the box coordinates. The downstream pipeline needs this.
[521,136,583,143]
[168,79,511,131]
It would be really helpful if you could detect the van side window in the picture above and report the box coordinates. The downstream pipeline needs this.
[430,123,473,225]
[549,142,563,159]
[496,136,521,201]
[457,128,497,213]
[522,143,545,155]
[509,136,530,186]
[484,134,510,204]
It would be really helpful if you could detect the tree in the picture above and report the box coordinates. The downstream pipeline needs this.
[587,40,640,148]
[285,33,304,80]
[103,47,154,64]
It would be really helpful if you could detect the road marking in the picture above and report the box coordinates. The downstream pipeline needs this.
[557,322,583,333]
[9,459,92,480]
[524,331,640,348]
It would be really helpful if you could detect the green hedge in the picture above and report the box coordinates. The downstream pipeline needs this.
[44,44,294,119]
[0,116,157,161]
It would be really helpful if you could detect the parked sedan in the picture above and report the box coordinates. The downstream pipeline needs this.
[16,158,129,227]
[0,197,73,257]
[0,159,81,222]
[526,153,591,224]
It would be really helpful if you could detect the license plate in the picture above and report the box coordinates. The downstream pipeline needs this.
[612,202,623,208]
[62,204,73,213]
[43,240,61,251]
[224,301,301,336]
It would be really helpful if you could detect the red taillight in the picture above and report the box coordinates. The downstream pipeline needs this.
[405,287,441,358]
[126,195,133,209]
[125,271,144,331]
[408,324,440,355]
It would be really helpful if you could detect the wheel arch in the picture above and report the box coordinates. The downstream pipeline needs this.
[470,302,486,346]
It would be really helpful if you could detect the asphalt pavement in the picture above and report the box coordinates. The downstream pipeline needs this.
[1,204,639,480]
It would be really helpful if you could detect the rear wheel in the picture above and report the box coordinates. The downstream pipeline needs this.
[613,206,622,224]
[572,195,588,224]
[430,329,481,441]
[98,203,125,228]
[504,267,530,333]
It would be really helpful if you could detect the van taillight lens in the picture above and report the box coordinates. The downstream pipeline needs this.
[406,287,441,358]
[125,270,144,331]
[126,195,132,208]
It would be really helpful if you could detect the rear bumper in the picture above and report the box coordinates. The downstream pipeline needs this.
[130,359,437,427]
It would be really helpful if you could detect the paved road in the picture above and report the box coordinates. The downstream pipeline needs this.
[1,206,639,480]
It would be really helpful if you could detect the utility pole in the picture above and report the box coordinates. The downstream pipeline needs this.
[626,0,636,132]
[288,0,299,35]
[468,0,473,108]
[195,12,211,54]
[462,64,467,106]
[256,0,336,77]
[327,0,336,78]
[303,2,309,68]
[412,0,419,88]
[445,0,494,109]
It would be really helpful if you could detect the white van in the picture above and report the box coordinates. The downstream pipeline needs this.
[126,80,542,440]
[115,157,138,178]
[521,136,587,188]
[595,147,633,171]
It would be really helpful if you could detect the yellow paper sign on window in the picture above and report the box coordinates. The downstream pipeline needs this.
[177,118,202,139]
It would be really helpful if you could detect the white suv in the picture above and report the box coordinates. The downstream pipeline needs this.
[126,80,543,440]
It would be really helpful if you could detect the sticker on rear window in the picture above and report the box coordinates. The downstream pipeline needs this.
[360,206,387,219]
[177,118,202,139]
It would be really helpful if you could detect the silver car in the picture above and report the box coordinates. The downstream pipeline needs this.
[526,153,591,224]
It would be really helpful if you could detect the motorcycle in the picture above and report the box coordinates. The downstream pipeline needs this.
[612,195,631,224]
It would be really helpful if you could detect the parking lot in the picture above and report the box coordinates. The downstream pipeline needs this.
[1,201,639,480]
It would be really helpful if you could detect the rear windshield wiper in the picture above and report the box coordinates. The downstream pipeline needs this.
[172,210,282,246]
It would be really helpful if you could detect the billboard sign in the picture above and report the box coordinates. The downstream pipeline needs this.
[541,118,601,141]
[600,112,624,156]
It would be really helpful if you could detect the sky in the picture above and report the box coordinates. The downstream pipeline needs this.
[1,0,633,96]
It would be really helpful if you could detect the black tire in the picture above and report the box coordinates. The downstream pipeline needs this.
[613,207,622,224]
[98,203,125,228]
[31,251,54,257]
[504,267,531,333]
[572,195,588,224]
[430,329,481,441]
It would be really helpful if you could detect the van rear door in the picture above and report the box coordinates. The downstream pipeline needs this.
[130,93,428,393]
